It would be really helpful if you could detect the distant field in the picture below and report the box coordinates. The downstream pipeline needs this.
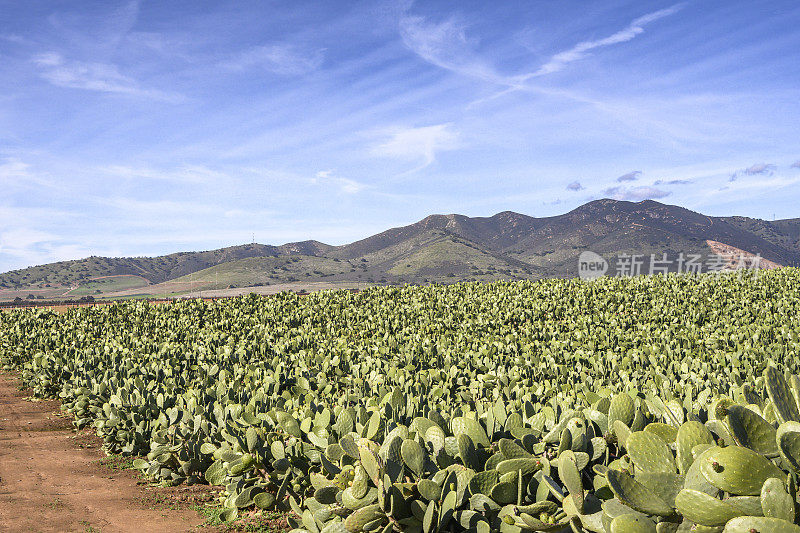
[0,286,71,301]
[64,275,150,297]
[177,280,374,298]
[168,255,356,288]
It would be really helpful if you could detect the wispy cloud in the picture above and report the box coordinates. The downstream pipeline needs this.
[0,158,62,191]
[744,163,776,175]
[32,52,180,101]
[0,223,109,271]
[372,124,460,171]
[0,158,30,183]
[729,162,776,181]
[401,4,683,88]
[45,0,141,56]
[654,178,693,185]
[1,33,28,45]
[711,174,800,198]
[603,185,670,201]
[100,164,228,184]
[617,170,641,182]
[791,160,800,169]
[226,44,325,75]
[311,170,367,194]
[566,181,584,191]
[399,16,502,83]
[529,5,685,77]
[0,227,57,262]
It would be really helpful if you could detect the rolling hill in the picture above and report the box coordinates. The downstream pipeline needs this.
[2,199,798,300]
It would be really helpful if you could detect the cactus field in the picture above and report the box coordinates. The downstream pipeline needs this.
[3,271,800,532]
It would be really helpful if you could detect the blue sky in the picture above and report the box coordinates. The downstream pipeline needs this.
[1,0,799,271]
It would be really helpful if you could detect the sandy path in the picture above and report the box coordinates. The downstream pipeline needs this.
[0,372,205,532]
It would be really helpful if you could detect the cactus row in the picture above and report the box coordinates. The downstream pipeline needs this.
[1,272,800,532]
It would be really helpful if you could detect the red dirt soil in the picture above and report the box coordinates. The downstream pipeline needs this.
[0,371,206,532]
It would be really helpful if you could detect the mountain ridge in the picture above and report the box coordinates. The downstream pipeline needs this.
[2,199,798,299]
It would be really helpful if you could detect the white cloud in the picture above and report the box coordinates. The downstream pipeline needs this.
[743,163,776,175]
[372,124,459,170]
[311,170,367,194]
[616,170,641,182]
[0,158,61,191]
[654,178,692,185]
[729,162,777,181]
[722,174,800,193]
[530,5,684,77]
[566,181,584,191]
[603,185,670,201]
[0,227,54,251]
[791,160,800,169]
[0,158,30,182]
[401,5,683,88]
[100,164,228,184]
[0,227,101,271]
[399,16,502,83]
[226,44,325,75]
[32,52,181,101]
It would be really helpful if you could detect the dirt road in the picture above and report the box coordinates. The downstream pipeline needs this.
[0,371,205,532]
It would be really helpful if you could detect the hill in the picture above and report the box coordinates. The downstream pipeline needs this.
[0,242,329,291]
[1,199,798,300]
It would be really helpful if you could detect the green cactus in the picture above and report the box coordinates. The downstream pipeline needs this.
[315,485,340,505]
[496,457,542,476]
[417,479,442,502]
[674,489,742,526]
[777,422,800,472]
[643,422,678,443]
[609,394,637,436]
[605,469,674,517]
[342,487,378,511]
[350,465,369,500]
[558,450,584,514]
[676,421,714,474]
[344,504,384,533]
[469,470,499,496]
[761,477,795,522]
[490,481,518,505]
[457,434,484,472]
[359,447,381,487]
[425,425,446,454]
[614,420,632,449]
[723,496,763,517]
[601,499,650,533]
[722,516,800,532]
[205,460,226,485]
[452,417,490,448]
[609,513,657,533]
[726,405,778,457]
[498,438,531,459]
[634,472,684,508]
[254,491,276,510]
[401,439,426,477]
[699,446,784,496]
[765,366,800,425]
[625,430,676,473]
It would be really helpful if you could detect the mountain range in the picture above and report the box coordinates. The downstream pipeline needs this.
[1,199,798,300]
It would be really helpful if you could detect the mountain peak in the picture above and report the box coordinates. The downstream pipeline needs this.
[1,199,798,300]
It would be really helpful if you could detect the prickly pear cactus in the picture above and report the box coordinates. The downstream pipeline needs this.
[2,273,800,530]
